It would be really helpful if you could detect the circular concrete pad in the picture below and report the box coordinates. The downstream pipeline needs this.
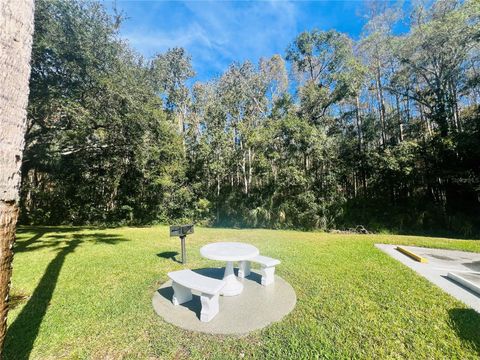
[152,268,296,334]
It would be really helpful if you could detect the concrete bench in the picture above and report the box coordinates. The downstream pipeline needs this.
[238,255,280,286]
[168,270,225,322]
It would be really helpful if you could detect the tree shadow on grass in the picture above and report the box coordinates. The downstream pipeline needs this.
[14,228,123,254]
[16,226,91,233]
[448,308,480,356]
[5,231,127,360]
[14,230,46,253]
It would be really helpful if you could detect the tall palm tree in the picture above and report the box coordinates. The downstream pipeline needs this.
[0,0,35,353]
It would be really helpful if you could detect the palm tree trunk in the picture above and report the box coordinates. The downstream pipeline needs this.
[0,0,35,354]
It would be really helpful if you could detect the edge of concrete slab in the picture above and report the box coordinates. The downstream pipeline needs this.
[448,272,480,296]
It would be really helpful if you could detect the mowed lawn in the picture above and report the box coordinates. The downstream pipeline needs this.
[5,226,480,359]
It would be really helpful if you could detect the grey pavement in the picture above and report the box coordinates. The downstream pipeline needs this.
[152,267,296,335]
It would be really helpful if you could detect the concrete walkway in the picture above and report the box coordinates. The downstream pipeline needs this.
[152,267,296,335]
[376,244,480,313]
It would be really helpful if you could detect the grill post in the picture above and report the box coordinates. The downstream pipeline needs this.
[180,235,186,264]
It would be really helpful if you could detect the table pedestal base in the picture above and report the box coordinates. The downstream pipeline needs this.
[221,261,243,296]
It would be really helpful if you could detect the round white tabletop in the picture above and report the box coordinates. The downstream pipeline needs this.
[200,242,259,296]
[200,242,259,262]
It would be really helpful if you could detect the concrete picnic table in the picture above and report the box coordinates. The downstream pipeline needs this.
[200,242,259,296]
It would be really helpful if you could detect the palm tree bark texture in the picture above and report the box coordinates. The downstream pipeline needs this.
[0,0,35,354]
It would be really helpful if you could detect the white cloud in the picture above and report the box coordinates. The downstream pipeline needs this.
[124,22,212,55]
[118,0,300,79]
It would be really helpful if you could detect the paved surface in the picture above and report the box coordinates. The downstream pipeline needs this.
[376,244,480,313]
[152,267,296,334]
[457,272,480,284]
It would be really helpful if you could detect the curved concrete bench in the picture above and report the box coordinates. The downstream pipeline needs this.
[168,270,225,322]
[238,255,280,286]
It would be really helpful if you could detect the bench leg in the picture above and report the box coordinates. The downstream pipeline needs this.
[238,260,251,278]
[260,266,276,286]
[200,292,219,322]
[172,281,192,305]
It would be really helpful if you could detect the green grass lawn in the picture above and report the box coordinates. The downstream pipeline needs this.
[6,226,480,359]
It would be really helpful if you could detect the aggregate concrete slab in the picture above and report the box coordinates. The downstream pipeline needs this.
[152,267,296,335]
[375,244,480,313]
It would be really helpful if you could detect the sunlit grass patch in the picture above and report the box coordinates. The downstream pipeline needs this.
[5,226,480,359]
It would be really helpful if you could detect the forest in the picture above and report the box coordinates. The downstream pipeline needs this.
[21,0,480,236]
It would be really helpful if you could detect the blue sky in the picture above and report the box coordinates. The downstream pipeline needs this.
[105,1,385,82]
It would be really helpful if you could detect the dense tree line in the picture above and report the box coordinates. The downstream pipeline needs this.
[21,0,480,235]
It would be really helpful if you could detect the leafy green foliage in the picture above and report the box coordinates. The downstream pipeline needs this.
[21,0,480,235]
[22,0,190,225]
